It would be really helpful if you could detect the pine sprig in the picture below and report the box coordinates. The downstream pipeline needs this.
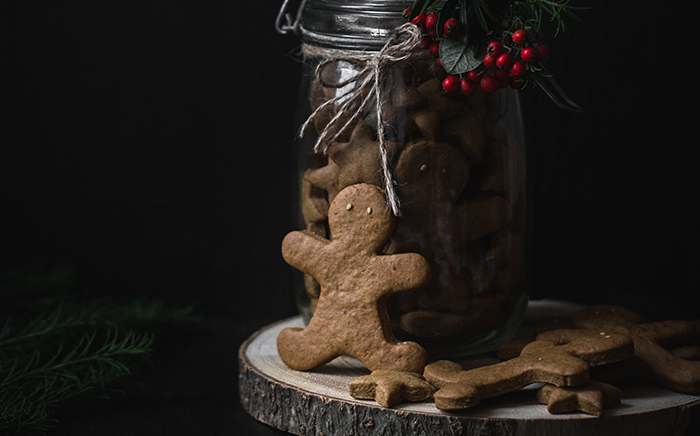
[0,265,201,434]
[0,298,199,350]
[515,0,589,35]
[0,329,154,434]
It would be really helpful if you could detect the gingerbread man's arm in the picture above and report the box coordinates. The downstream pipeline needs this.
[281,230,331,280]
[369,252,431,298]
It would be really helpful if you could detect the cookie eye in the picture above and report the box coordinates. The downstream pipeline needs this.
[367,207,372,214]
[420,164,428,171]
[346,203,353,211]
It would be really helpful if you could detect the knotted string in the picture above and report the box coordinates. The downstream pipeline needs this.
[299,22,423,216]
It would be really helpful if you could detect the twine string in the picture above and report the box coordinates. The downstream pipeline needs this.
[299,22,423,216]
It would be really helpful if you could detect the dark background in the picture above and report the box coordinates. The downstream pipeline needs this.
[4,0,699,434]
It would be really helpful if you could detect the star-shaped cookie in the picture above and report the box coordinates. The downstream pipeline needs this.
[349,370,433,408]
[537,381,622,417]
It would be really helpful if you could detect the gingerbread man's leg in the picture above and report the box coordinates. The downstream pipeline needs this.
[349,315,428,374]
[278,316,427,373]
[276,324,342,371]
[630,332,700,394]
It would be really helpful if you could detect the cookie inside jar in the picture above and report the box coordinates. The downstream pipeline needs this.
[297,54,529,357]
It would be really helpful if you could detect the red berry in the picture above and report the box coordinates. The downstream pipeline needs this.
[481,75,499,94]
[487,41,504,57]
[421,35,433,48]
[425,13,438,29]
[510,61,526,78]
[444,18,460,37]
[443,75,460,93]
[403,7,413,20]
[436,58,442,68]
[460,78,477,96]
[412,12,427,26]
[509,77,523,89]
[535,45,549,62]
[493,69,510,88]
[496,53,512,70]
[521,47,537,63]
[466,70,480,83]
[512,30,528,45]
[484,54,497,68]
[429,41,440,57]
[428,29,438,39]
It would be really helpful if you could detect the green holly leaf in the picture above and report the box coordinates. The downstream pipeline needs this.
[408,0,441,20]
[439,38,481,75]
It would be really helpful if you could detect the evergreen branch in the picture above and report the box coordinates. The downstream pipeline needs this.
[515,0,589,34]
[0,329,153,434]
[1,329,153,390]
[0,266,199,434]
[0,298,199,349]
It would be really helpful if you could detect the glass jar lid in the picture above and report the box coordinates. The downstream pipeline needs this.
[297,0,407,50]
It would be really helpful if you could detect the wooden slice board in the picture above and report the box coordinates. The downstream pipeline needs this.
[239,299,700,436]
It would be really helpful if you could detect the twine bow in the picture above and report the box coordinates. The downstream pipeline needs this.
[299,22,423,216]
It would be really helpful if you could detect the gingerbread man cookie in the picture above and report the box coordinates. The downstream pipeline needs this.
[423,332,633,411]
[349,370,432,408]
[391,139,510,336]
[278,183,430,373]
[572,305,700,394]
[494,316,634,362]
[305,122,400,205]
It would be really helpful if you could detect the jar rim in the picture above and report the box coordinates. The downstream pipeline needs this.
[298,0,406,50]
[304,0,406,13]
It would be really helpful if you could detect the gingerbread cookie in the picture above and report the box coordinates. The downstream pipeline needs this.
[408,78,466,140]
[300,170,329,225]
[304,157,341,205]
[494,337,536,361]
[537,381,622,417]
[494,315,633,362]
[328,122,400,192]
[392,139,472,320]
[389,136,513,337]
[395,139,470,233]
[349,370,432,408]
[398,294,506,338]
[535,328,634,367]
[305,122,400,205]
[423,332,633,411]
[572,305,700,394]
[438,108,487,166]
[278,184,430,373]
[670,344,700,361]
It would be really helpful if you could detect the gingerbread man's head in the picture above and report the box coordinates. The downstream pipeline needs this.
[395,139,469,206]
[327,184,394,251]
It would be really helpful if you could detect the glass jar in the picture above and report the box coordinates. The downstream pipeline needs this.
[280,0,529,358]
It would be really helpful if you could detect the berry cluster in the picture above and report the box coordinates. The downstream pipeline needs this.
[404,7,550,97]
[403,7,461,48]
[444,29,550,96]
